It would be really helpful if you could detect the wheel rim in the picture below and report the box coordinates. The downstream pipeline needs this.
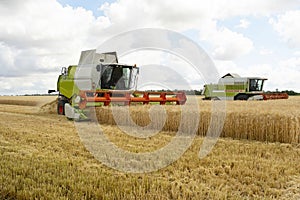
[59,105,64,114]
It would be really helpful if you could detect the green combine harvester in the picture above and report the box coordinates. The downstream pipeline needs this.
[49,50,187,120]
[202,73,288,100]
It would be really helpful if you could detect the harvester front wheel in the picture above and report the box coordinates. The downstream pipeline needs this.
[57,99,66,115]
[235,94,249,101]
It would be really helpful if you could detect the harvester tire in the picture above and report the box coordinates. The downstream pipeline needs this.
[235,94,249,101]
[57,99,66,115]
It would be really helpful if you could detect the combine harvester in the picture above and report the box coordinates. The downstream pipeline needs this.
[202,73,288,100]
[49,50,187,120]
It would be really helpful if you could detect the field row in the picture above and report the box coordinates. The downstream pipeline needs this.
[0,95,299,144]
[94,97,300,144]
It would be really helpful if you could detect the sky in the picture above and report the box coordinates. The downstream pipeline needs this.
[0,0,299,95]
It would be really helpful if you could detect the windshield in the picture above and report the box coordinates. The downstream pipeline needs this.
[100,65,138,90]
[249,79,264,91]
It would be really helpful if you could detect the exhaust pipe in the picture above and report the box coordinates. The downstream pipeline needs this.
[48,90,56,94]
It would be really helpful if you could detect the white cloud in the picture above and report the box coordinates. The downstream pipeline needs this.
[279,57,300,71]
[270,10,300,48]
[259,48,273,55]
[0,0,109,94]
[214,60,239,78]
[0,0,111,69]
[99,0,300,62]
[99,0,296,60]
[120,50,205,90]
[214,0,299,18]
[235,19,250,29]
[214,59,300,91]
[0,72,58,95]
[100,0,299,29]
[266,61,300,91]
[242,62,299,91]
[0,0,299,94]
[208,27,254,60]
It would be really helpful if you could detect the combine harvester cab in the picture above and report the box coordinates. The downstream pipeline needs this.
[53,50,187,120]
[203,73,288,101]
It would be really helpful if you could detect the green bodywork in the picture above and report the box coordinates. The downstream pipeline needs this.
[203,77,266,100]
[55,50,140,120]
[203,83,247,99]
[57,65,90,119]
[57,65,80,99]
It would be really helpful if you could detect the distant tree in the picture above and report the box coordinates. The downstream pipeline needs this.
[265,90,299,95]
[281,90,299,96]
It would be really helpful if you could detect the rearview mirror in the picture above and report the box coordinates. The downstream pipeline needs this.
[96,64,102,72]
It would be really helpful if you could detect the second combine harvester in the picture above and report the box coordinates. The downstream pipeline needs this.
[50,49,187,120]
[202,73,289,100]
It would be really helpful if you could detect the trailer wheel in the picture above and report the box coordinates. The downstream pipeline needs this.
[57,99,66,115]
[235,94,249,100]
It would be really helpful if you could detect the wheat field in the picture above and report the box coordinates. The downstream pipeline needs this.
[94,96,300,144]
[0,95,299,199]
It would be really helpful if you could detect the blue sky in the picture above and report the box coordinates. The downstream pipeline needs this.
[57,0,114,16]
[0,0,299,95]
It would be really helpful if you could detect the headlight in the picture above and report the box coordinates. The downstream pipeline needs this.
[74,96,81,104]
